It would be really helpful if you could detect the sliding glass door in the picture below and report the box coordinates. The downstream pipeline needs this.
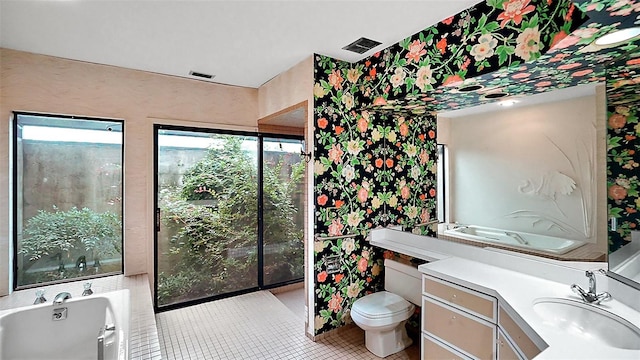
[154,126,304,310]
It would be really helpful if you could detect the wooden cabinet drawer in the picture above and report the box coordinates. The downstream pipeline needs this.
[423,297,495,360]
[497,328,522,360]
[499,306,544,360]
[423,275,497,322]
[422,333,470,360]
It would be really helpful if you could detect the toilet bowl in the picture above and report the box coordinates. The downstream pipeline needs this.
[351,259,422,357]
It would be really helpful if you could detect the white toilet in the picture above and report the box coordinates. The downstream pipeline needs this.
[350,258,422,357]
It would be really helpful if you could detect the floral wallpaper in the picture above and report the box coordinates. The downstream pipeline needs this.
[607,50,640,252]
[313,56,438,335]
[312,0,640,336]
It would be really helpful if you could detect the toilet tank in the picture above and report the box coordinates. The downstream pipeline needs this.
[384,259,423,305]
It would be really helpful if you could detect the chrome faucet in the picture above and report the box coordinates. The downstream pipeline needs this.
[33,289,47,304]
[82,282,93,296]
[571,269,611,305]
[53,292,72,305]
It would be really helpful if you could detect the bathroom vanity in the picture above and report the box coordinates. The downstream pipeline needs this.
[369,229,640,360]
[421,272,545,360]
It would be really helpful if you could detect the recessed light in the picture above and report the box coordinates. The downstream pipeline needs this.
[595,27,640,46]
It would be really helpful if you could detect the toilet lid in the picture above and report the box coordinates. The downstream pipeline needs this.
[352,291,413,319]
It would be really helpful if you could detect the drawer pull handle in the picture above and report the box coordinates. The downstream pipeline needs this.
[451,315,456,320]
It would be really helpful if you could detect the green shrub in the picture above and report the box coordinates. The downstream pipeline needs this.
[20,206,121,264]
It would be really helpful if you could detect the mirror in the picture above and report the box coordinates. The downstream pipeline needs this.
[433,83,607,262]
[605,49,640,288]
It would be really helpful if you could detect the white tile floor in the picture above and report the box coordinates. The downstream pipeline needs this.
[156,289,419,359]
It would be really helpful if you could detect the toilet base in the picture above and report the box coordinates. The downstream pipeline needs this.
[364,321,413,358]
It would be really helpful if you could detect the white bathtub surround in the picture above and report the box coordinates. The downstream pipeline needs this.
[0,274,160,359]
[443,225,585,255]
[0,289,129,360]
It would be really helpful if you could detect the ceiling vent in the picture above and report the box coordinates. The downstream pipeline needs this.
[342,37,382,54]
[189,71,215,80]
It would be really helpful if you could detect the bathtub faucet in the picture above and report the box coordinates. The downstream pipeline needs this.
[571,269,611,305]
[452,223,467,230]
[505,232,529,245]
[53,292,72,305]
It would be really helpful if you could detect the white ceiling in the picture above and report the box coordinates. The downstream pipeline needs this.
[0,0,480,88]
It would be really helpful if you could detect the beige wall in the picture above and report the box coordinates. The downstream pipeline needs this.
[257,56,313,120]
[0,48,259,296]
[257,55,315,338]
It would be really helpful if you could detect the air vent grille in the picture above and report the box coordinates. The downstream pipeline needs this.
[189,71,214,80]
[342,37,382,54]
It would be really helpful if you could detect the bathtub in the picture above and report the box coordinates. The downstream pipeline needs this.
[442,225,585,255]
[0,289,129,360]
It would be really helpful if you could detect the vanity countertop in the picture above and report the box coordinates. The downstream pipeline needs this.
[419,257,640,359]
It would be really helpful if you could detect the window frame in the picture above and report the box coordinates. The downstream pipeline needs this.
[11,111,125,291]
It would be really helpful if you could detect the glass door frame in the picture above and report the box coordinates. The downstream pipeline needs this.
[153,124,304,312]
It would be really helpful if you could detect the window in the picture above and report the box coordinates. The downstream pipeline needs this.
[12,113,124,289]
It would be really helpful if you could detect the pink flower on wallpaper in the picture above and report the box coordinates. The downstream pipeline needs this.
[497,0,536,28]
[357,257,368,273]
[436,37,448,55]
[511,72,531,79]
[334,273,344,283]
[328,143,344,164]
[558,62,583,70]
[399,122,409,137]
[385,158,394,168]
[571,69,593,77]
[357,187,368,203]
[549,30,568,49]
[514,26,540,61]
[328,69,343,90]
[419,149,429,164]
[442,74,464,87]
[405,39,427,62]
[401,186,410,200]
[535,81,552,87]
[609,185,628,201]
[328,293,343,313]
[328,219,344,236]
[442,15,455,25]
[317,117,328,129]
[609,113,627,129]
[317,271,328,283]
[317,194,329,206]
[373,97,387,105]
[357,117,369,132]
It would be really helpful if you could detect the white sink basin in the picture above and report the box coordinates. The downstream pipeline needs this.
[533,297,640,350]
